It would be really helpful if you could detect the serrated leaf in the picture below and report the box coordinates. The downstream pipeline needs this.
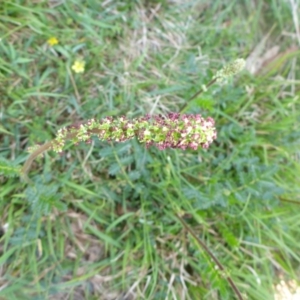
[120,155,134,166]
[0,158,20,177]
[193,97,214,111]
[99,146,114,158]
[218,225,239,248]
[25,182,62,215]
[128,170,141,181]
[108,163,121,175]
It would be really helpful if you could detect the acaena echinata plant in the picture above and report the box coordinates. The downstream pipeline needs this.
[20,59,246,300]
[21,58,245,181]
[21,113,217,180]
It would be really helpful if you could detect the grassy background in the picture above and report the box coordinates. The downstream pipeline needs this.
[1,0,300,299]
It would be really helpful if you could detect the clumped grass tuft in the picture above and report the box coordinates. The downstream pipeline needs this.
[1,0,300,299]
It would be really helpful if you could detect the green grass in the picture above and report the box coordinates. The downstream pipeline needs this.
[1,0,300,299]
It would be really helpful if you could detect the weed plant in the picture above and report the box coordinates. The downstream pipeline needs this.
[0,1,300,300]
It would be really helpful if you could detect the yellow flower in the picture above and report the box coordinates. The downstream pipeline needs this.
[71,60,85,73]
[47,37,59,46]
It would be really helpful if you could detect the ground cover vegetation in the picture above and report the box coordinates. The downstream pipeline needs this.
[0,0,300,299]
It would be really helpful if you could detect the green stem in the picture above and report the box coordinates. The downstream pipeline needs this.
[179,78,217,113]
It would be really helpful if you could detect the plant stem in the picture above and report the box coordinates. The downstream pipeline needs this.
[20,131,77,181]
[21,141,52,183]
[179,78,217,113]
[175,214,244,300]
[279,197,300,205]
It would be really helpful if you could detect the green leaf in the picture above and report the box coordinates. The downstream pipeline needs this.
[25,181,63,215]
[193,97,214,111]
[0,158,20,177]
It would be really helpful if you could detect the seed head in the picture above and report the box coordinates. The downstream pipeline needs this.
[51,113,217,153]
[214,58,245,83]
